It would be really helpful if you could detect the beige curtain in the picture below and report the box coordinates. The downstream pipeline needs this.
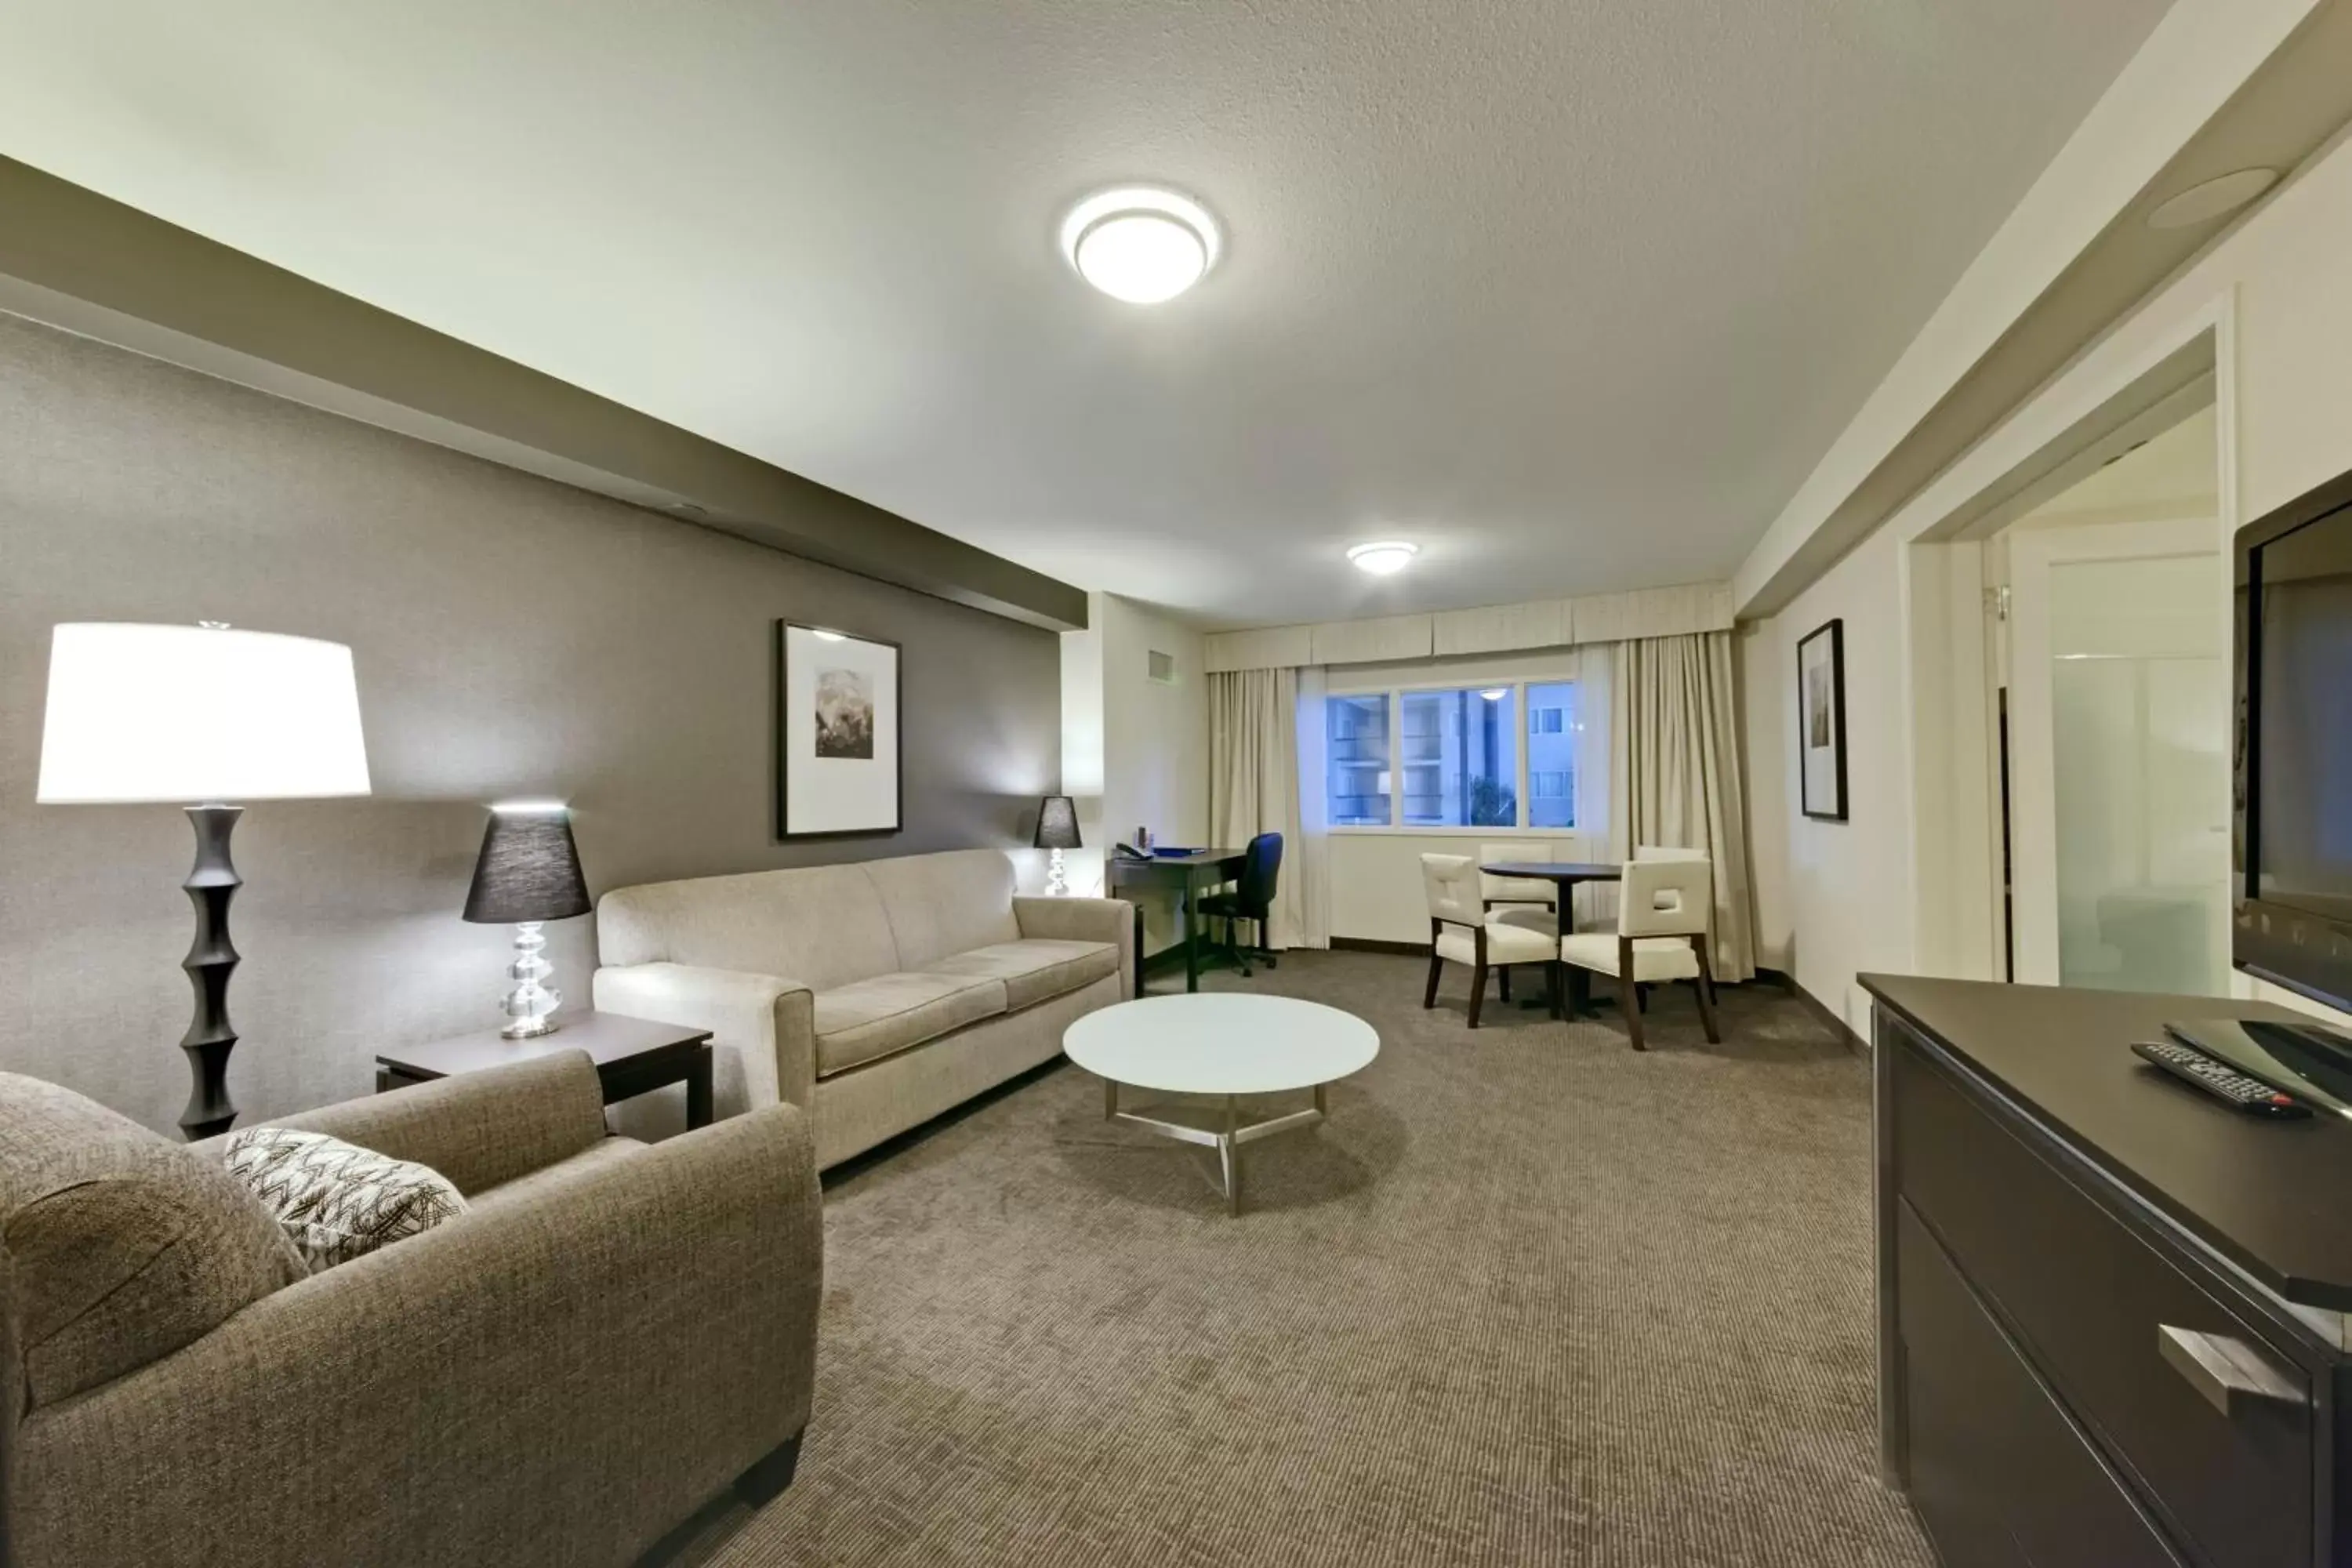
[1610,630,1758,982]
[1208,667,1306,949]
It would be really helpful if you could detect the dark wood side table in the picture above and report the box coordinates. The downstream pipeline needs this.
[376,1011,717,1128]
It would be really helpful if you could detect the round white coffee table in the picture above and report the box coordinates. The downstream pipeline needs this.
[1063,993,1380,1214]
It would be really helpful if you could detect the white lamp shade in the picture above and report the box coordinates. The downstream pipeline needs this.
[37,623,372,804]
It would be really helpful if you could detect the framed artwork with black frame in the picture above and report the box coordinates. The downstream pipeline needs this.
[775,621,903,839]
[1797,618,1848,822]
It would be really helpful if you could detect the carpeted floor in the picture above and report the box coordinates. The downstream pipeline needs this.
[652,950,1930,1568]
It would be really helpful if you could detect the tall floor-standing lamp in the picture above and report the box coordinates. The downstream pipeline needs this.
[1035,794,1082,895]
[35,622,371,1140]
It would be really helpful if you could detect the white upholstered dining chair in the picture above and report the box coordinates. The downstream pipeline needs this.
[1478,841,1559,934]
[1421,853,1558,1028]
[1557,856,1720,1050]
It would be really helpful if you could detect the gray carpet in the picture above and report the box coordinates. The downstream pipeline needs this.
[658,951,1930,1567]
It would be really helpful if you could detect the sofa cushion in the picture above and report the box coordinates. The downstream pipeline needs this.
[858,849,1022,971]
[814,972,1009,1077]
[0,1073,307,1409]
[597,862,902,992]
[223,1127,470,1272]
[927,938,1120,1012]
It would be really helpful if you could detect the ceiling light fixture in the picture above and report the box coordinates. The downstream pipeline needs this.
[2147,168,2278,230]
[1061,187,1220,304]
[1479,689,1507,702]
[1346,541,1419,576]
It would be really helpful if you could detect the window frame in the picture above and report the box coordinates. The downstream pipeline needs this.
[1323,674,1583,837]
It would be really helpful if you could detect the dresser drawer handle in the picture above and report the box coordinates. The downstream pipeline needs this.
[2158,1325,2307,1418]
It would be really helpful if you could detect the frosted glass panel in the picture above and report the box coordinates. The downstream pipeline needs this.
[2048,556,2228,994]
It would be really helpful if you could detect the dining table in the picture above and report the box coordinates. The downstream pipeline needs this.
[1475,860,1624,1017]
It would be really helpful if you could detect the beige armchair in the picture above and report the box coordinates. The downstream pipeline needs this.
[1,1051,822,1568]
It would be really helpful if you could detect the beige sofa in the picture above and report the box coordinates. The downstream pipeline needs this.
[1,1051,822,1568]
[593,848,1134,1168]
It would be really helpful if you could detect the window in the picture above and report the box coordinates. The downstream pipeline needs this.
[1326,682,1571,829]
[1526,681,1579,826]
[1326,694,1391,826]
[1399,688,1517,826]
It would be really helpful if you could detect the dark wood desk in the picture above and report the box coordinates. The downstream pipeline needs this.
[1106,849,1246,996]
[1864,974,2352,1568]
[376,1011,716,1128]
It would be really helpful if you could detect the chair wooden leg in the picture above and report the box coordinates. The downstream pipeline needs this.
[1618,937,1645,1051]
[1468,958,1488,1029]
[1499,966,1514,1004]
[1546,960,1563,1021]
[1424,945,1443,1010]
[1692,937,1721,1043]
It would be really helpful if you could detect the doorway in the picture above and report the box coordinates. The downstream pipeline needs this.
[1990,407,2228,993]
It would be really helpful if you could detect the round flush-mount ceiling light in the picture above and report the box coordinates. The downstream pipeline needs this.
[2147,168,2278,230]
[1062,187,1220,304]
[1347,541,1419,576]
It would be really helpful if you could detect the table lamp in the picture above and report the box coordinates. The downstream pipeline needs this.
[36,622,372,1140]
[1034,794,1082,895]
[462,801,592,1037]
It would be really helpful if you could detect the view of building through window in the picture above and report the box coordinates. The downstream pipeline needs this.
[1324,680,1577,829]
[1327,694,1391,826]
[1401,688,1516,826]
[1526,681,1578,826]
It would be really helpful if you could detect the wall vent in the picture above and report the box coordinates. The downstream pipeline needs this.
[1146,648,1178,685]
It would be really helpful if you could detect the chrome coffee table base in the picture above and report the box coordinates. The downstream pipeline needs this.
[1104,1080,1327,1215]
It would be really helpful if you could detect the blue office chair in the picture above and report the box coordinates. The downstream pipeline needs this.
[1196,832,1284,978]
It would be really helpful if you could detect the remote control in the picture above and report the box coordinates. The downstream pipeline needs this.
[2132,1039,2311,1118]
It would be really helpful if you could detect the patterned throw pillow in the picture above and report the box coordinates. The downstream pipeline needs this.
[223,1127,468,1271]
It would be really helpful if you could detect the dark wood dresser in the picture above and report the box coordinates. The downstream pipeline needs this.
[1865,975,2352,1568]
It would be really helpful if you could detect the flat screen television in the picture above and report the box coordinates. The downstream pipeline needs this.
[2234,464,2352,1013]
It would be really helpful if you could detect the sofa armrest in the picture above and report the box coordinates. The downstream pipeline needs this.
[594,962,816,1120]
[192,1051,610,1196]
[2,1243,20,1568]
[15,1105,822,1568]
[1014,896,1135,998]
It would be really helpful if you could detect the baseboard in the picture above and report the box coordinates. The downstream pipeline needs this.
[1767,970,1868,1057]
[1330,935,1427,956]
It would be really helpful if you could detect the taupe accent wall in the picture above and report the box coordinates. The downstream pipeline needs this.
[0,314,1060,1131]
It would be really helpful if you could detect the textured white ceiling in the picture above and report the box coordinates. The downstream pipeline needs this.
[0,0,2170,629]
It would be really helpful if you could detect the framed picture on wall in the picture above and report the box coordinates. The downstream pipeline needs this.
[1798,619,1848,822]
[775,621,903,838]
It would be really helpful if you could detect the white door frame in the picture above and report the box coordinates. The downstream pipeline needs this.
[2005,515,2224,985]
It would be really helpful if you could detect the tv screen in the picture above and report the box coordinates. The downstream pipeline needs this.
[2253,517,2352,916]
[2238,474,2352,1009]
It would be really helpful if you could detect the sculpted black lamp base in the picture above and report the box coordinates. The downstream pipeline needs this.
[31,624,374,1144]
[178,804,243,1142]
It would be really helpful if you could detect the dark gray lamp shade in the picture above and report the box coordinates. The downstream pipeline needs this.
[1033,795,1082,851]
[463,808,592,924]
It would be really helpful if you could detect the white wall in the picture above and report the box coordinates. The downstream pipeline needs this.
[1736,622,1792,971]
[1088,592,1209,955]
[1744,124,2352,1031]
[1743,523,1914,1033]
